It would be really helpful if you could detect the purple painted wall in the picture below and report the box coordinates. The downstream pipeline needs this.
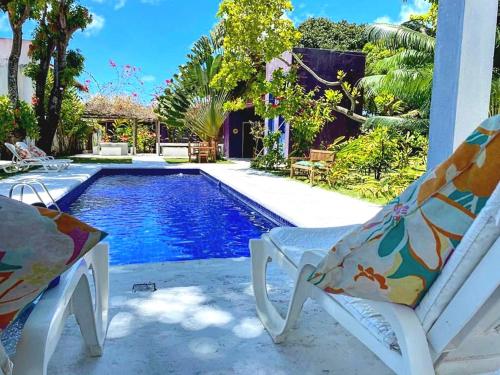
[266,48,366,155]
[293,48,365,151]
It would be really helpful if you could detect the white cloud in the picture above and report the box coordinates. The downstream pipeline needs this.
[373,15,392,24]
[114,0,126,10]
[84,12,105,36]
[141,75,156,82]
[374,0,430,25]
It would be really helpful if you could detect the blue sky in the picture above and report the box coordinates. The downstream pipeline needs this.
[0,0,429,103]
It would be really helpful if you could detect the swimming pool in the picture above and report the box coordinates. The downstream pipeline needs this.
[65,170,280,265]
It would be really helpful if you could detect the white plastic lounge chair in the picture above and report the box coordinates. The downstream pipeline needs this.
[0,181,109,375]
[0,243,109,375]
[10,243,109,375]
[4,143,71,173]
[250,185,500,375]
[15,142,72,166]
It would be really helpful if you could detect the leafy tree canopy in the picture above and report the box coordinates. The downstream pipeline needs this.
[212,0,300,90]
[297,18,367,52]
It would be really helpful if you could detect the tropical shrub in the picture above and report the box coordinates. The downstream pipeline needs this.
[245,68,342,156]
[251,131,285,171]
[113,122,156,153]
[56,88,93,155]
[0,96,39,144]
[327,126,428,200]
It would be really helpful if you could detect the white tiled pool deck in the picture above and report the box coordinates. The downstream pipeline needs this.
[0,156,393,375]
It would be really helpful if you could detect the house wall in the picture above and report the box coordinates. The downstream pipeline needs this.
[293,48,365,150]
[265,48,366,156]
[0,38,34,103]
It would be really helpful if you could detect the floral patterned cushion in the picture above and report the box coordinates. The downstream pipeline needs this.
[14,143,32,160]
[0,197,107,330]
[28,144,46,158]
[309,116,500,307]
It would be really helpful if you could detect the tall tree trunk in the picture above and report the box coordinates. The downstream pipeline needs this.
[40,40,68,153]
[33,39,55,152]
[7,23,22,104]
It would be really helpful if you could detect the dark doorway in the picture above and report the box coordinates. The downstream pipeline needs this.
[224,107,261,158]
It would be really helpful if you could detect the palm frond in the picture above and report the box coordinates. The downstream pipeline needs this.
[184,90,230,140]
[366,23,435,54]
[357,74,385,98]
[371,49,434,73]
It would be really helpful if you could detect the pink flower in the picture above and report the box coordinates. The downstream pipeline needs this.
[85,79,91,84]
[109,59,117,68]
[125,64,131,69]
[165,79,173,85]
[132,92,138,97]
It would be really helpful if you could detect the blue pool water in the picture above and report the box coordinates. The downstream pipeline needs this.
[68,173,276,265]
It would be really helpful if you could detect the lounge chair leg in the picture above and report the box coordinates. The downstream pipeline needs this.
[12,245,109,374]
[74,244,109,357]
[250,239,314,344]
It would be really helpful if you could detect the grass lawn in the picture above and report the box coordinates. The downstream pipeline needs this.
[165,158,234,164]
[70,157,133,164]
[261,168,389,205]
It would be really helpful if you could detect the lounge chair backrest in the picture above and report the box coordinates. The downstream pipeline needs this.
[17,141,46,158]
[428,236,500,361]
[415,183,500,332]
[309,149,335,163]
[4,143,24,162]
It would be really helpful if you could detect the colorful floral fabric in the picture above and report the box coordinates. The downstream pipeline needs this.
[0,197,107,330]
[28,144,46,158]
[309,116,500,307]
[14,143,32,160]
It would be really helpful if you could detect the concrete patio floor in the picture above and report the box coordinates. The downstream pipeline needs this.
[0,156,389,374]
[48,258,391,375]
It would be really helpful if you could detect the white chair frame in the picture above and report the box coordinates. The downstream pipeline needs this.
[250,234,500,375]
[0,243,109,375]
[4,143,71,173]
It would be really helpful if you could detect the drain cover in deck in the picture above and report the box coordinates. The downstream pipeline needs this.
[132,282,157,292]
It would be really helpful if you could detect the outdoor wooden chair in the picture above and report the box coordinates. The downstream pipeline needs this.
[290,149,335,185]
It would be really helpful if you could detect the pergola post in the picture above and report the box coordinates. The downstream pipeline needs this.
[155,120,161,156]
[132,120,138,155]
[427,0,498,169]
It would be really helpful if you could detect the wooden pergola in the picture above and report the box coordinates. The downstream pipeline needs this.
[83,95,163,155]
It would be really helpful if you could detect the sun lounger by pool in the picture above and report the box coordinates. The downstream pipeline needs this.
[4,143,72,173]
[250,186,500,374]
[251,116,500,374]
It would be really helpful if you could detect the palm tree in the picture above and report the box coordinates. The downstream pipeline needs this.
[156,25,231,145]
[360,4,500,131]
[359,23,435,132]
